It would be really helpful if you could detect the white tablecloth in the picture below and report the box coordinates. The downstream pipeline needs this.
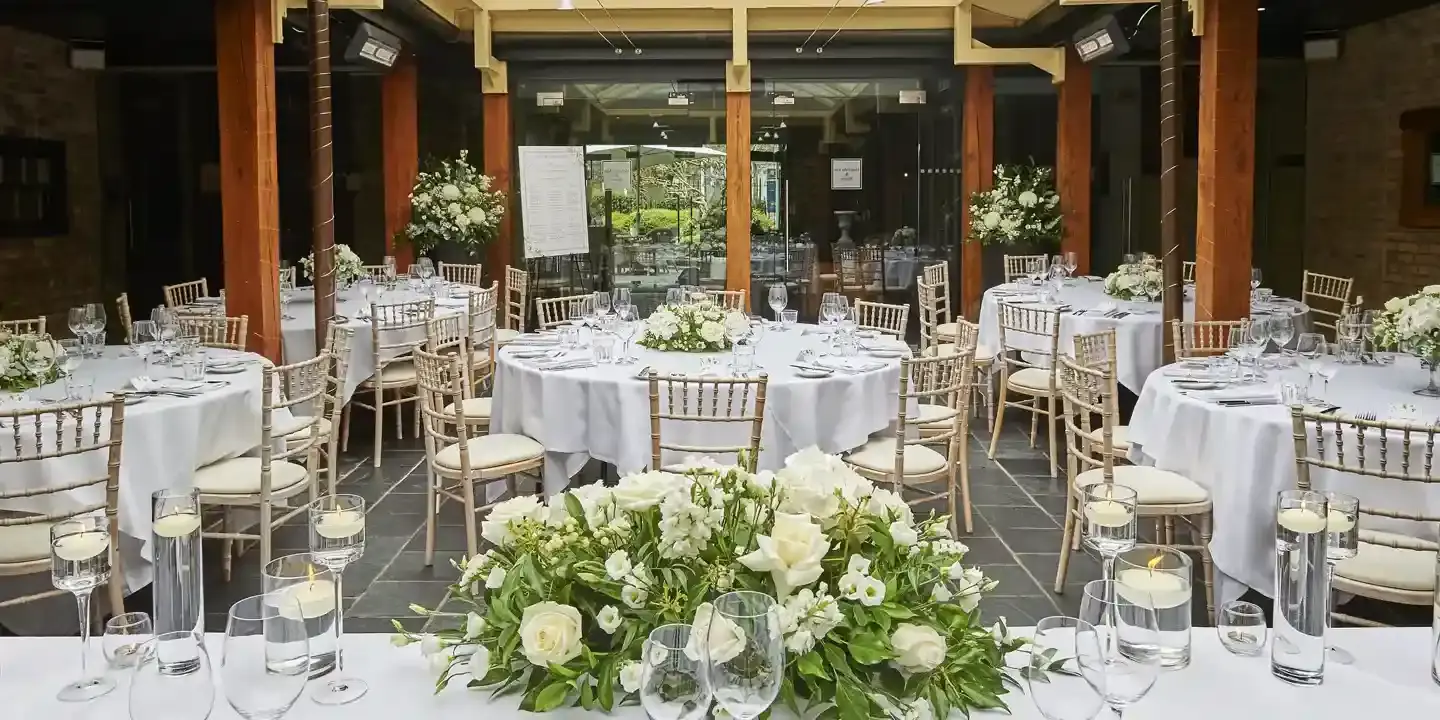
[492,325,903,495]
[8,628,1440,719]
[977,281,1309,392]
[1129,357,1440,603]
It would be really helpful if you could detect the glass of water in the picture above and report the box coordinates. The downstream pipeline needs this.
[593,334,617,364]
[639,624,712,720]
[223,593,310,719]
[104,611,154,671]
[708,591,783,720]
[780,309,798,330]
[1218,601,1267,656]
[1080,483,1138,581]
[51,515,116,702]
[732,341,756,375]
[308,495,367,704]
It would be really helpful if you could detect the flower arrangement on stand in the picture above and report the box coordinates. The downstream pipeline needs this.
[393,448,1024,719]
[1102,256,1164,301]
[966,164,1062,246]
[0,333,59,392]
[636,299,748,353]
[1371,286,1440,395]
[299,244,365,287]
[405,150,506,256]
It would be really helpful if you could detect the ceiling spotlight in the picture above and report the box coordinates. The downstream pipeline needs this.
[558,0,574,9]
[652,120,660,128]
[779,120,787,128]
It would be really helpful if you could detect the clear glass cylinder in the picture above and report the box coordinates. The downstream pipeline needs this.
[1116,544,1192,668]
[262,553,337,679]
[151,489,204,638]
[1273,490,1330,686]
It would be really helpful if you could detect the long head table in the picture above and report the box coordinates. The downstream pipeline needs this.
[7,629,1437,719]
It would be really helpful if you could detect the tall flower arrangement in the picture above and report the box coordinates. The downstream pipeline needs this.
[394,448,1023,719]
[299,243,364,286]
[966,164,1062,247]
[405,150,506,255]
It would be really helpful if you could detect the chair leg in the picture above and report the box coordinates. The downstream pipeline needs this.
[987,380,1009,460]
[1163,516,1176,545]
[1046,394,1058,478]
[326,433,340,495]
[222,537,233,582]
[424,475,439,567]
[984,368,996,432]
[259,501,273,583]
[412,395,421,438]
[1198,512,1217,624]
[341,403,352,452]
[462,477,480,559]
[395,392,405,440]
[1028,400,1039,448]
[373,386,384,469]
[1054,493,1077,593]
[958,431,973,534]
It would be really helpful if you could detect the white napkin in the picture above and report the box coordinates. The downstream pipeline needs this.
[510,335,560,346]
[817,357,886,373]
[435,298,469,308]
[1193,387,1279,404]
[535,358,596,372]
[860,340,907,352]
[998,294,1041,303]
[129,377,204,393]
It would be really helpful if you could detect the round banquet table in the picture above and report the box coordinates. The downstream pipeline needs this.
[1128,356,1440,604]
[492,324,905,495]
[977,280,1309,392]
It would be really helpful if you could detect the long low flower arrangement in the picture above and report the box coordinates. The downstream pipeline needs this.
[1372,286,1440,359]
[0,332,59,392]
[1102,256,1163,301]
[394,448,1023,720]
[637,301,748,353]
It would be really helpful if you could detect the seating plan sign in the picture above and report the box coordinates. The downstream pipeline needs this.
[518,146,590,258]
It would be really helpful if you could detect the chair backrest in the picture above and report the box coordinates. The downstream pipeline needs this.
[921,261,952,325]
[837,249,883,290]
[163,278,209,308]
[1302,270,1354,340]
[468,282,499,390]
[1072,329,1121,412]
[1170,318,1249,359]
[648,372,769,471]
[1058,353,1118,482]
[917,279,941,353]
[369,299,435,374]
[361,264,392,283]
[439,262,483,286]
[505,265,529,332]
[1003,255,1048,283]
[414,347,487,476]
[0,316,46,336]
[921,261,949,288]
[854,299,910,337]
[261,355,329,490]
[0,395,127,612]
[321,323,353,439]
[887,349,973,478]
[1182,261,1196,283]
[994,302,1062,384]
[280,266,297,286]
[117,294,133,344]
[706,289,747,311]
[177,315,249,350]
[536,293,593,329]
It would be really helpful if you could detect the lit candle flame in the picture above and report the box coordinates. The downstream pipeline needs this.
[306,563,316,585]
[1147,554,1163,575]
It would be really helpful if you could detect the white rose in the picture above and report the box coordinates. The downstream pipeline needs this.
[699,321,725,343]
[1018,190,1038,207]
[480,495,547,547]
[467,645,491,678]
[891,623,947,674]
[466,612,487,639]
[605,549,632,580]
[983,211,1002,229]
[889,521,918,547]
[621,584,648,609]
[613,471,684,511]
[447,202,463,216]
[485,566,507,589]
[738,512,829,597]
[597,605,622,634]
[518,601,584,667]
[619,660,643,694]
[455,214,471,228]
[685,602,746,664]
[468,207,488,226]
[857,576,886,607]
[442,183,461,200]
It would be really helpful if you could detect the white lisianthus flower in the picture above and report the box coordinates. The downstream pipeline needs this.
[597,605,622,634]
[930,583,952,603]
[420,634,445,658]
[465,612,486,639]
[738,512,829,597]
[480,495,546,547]
[889,521,918,547]
[619,661,643,694]
[891,623,947,674]
[785,628,816,654]
[621,584,648,609]
[390,633,414,647]
[846,554,871,575]
[518,602,584,667]
[467,645,491,678]
[946,562,966,581]
[605,549,632,580]
[838,570,867,600]
[485,566,507,589]
[991,616,1011,644]
[857,576,887,607]
[953,567,989,612]
[430,650,454,674]
[685,602,746,664]
[441,183,461,200]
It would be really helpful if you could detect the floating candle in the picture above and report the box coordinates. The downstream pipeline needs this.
[275,578,336,620]
[1277,507,1327,534]
[54,531,110,562]
[153,512,201,538]
[1083,499,1132,528]
[315,509,364,540]
[1115,568,1192,610]
[1326,509,1356,533]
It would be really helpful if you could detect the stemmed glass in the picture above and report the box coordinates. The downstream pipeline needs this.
[279,279,297,321]
[152,308,178,362]
[767,283,787,321]
[51,515,116,701]
[23,334,58,397]
[308,494,367,704]
[612,287,632,312]
[1063,251,1079,280]
[131,320,158,369]
[615,305,638,364]
[1027,617,1107,720]
[1323,491,1359,665]
[1078,580,1161,720]
[104,611,155,670]
[640,624,712,720]
[1295,333,1325,398]
[85,302,107,356]
[1268,314,1296,358]
[706,591,783,720]
[58,338,83,398]
[68,307,89,351]
[382,256,398,288]
[582,296,600,328]
[1250,267,1263,302]
[1245,316,1271,377]
[223,593,311,719]
[593,290,613,318]
[130,631,216,720]
[1081,483,1138,582]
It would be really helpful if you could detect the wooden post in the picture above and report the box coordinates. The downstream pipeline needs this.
[382,53,418,271]
[960,66,994,320]
[725,63,752,300]
[1159,0,1184,362]
[308,0,336,353]
[1195,0,1258,322]
[1056,46,1092,276]
[482,76,514,283]
[215,0,281,360]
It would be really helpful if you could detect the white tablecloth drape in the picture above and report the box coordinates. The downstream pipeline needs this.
[492,325,903,495]
[8,628,1440,720]
[1128,357,1440,603]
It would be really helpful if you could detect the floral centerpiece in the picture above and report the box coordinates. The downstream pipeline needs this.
[299,243,364,287]
[405,150,506,256]
[637,299,748,353]
[1102,256,1163,301]
[0,333,59,392]
[393,448,1024,719]
[1372,286,1440,395]
[966,164,1062,246]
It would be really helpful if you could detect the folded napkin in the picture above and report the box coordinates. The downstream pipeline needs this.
[510,335,560,345]
[817,357,886,373]
[129,377,204,393]
[997,294,1041,303]
[435,298,469,308]
[535,358,596,372]
[1193,387,1280,404]
[860,340,908,352]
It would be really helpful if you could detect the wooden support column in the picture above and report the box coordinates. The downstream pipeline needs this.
[482,63,514,283]
[1056,46,1092,275]
[960,66,994,320]
[216,0,281,360]
[725,61,752,299]
[308,0,336,353]
[382,53,418,271]
[1159,0,1184,362]
[1195,0,1257,322]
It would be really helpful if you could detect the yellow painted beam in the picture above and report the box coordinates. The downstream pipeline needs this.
[1189,0,1204,35]
[473,8,492,68]
[954,2,1065,82]
[283,0,384,8]
[732,5,748,67]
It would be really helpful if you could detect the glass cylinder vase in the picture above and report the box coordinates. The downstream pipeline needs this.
[1273,490,1330,686]
[151,490,204,638]
[1116,544,1193,669]
[262,553,337,679]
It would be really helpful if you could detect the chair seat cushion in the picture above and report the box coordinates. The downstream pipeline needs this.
[1075,465,1209,505]
[932,343,995,365]
[847,437,948,475]
[376,361,417,384]
[495,328,521,345]
[917,403,960,429]
[442,397,493,421]
[1334,530,1438,593]
[276,416,333,443]
[1082,424,1131,452]
[0,522,54,564]
[935,322,959,338]
[1007,367,1052,392]
[435,433,544,471]
[194,457,310,495]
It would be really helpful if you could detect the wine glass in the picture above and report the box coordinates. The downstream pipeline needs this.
[24,334,58,395]
[1295,333,1324,398]
[51,515,116,701]
[1314,341,1339,398]
[665,287,683,306]
[1063,251,1079,279]
[416,257,435,281]
[85,302,107,356]
[640,624,712,720]
[1323,491,1358,665]
[382,256,398,287]
[1217,601,1267,656]
[767,283,787,321]
[1268,314,1296,356]
[1250,267,1263,299]
[223,593,310,719]
[706,592,783,720]
[130,631,216,720]
[582,295,599,328]
[58,338,83,399]
[1122,253,1137,266]
[104,611,155,670]
[1027,617,1107,720]
[279,280,296,320]
[308,494,367,704]
[68,306,88,348]
[1078,579,1161,720]
[1080,483,1138,582]
[131,320,158,369]
[612,287,632,312]
[593,290,612,318]
[615,308,639,365]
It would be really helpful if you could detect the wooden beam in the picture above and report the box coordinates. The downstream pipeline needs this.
[953,4,1065,82]
[1056,45,1091,275]
[383,53,418,271]
[732,5,748,67]
[1195,0,1256,322]
[725,80,752,299]
[217,0,282,360]
[483,91,515,283]
[961,65,994,321]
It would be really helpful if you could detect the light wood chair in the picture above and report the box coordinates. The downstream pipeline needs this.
[176,315,249,351]
[117,293,133,343]
[921,261,959,342]
[919,279,994,430]
[853,299,909,337]
[0,316,46,336]
[647,372,769,472]
[987,303,1062,477]
[1053,353,1215,621]
[467,282,499,398]
[849,340,977,536]
[1072,330,1131,455]
[280,266,297,287]
[536,293,594,330]
[1302,270,1355,340]
[426,314,491,431]
[1003,255,1048,283]
[196,354,328,580]
[439,262,483,286]
[837,248,884,300]
[0,396,127,617]
[277,323,353,494]
[1170,319,1250,360]
[163,278,209,308]
[706,289,748,311]
[341,299,434,468]
[494,265,529,347]
[1182,261,1196,283]
[1290,408,1440,626]
[415,347,544,563]
[361,264,394,283]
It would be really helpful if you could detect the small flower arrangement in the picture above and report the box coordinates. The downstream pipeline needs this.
[1103,256,1164,301]
[299,243,364,287]
[0,332,59,391]
[405,150,506,255]
[967,164,1062,246]
[393,448,1020,717]
[636,299,748,353]
[1372,286,1440,358]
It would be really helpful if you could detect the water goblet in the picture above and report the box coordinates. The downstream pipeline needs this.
[1027,616,1107,720]
[593,290,612,317]
[279,281,296,321]
[104,611,155,670]
[1080,483,1138,582]
[1295,333,1324,398]
[223,593,310,719]
[1217,601,1267,656]
[1323,491,1358,665]
[780,309,798,330]
[85,302,107,356]
[1063,251,1079,279]
[308,494,367,704]
[1314,342,1339,398]
[130,631,215,720]
[68,307,89,353]
[1078,579,1161,720]
[767,283,788,321]
[131,320,158,368]
[1251,267,1263,297]
[639,624,712,720]
[612,287,632,311]
[51,515,116,702]
[707,591,783,720]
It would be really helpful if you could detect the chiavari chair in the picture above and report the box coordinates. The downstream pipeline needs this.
[280,266,297,287]
[648,371,769,472]
[341,299,434,468]
[1002,255,1048,283]
[176,315,249,351]
[536,293,594,330]
[706,289,748,311]
[1302,270,1355,340]
[1171,319,1250,360]
[425,314,491,431]
[987,303,1062,477]
[918,279,994,429]
[117,293,133,343]
[853,299,909,337]
[1072,330,1130,455]
[837,248,884,300]
[438,262,483,286]
[494,265,529,347]
[277,323,353,494]
[163,279,209,308]
[0,316,46,336]
[1182,261,1196,283]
